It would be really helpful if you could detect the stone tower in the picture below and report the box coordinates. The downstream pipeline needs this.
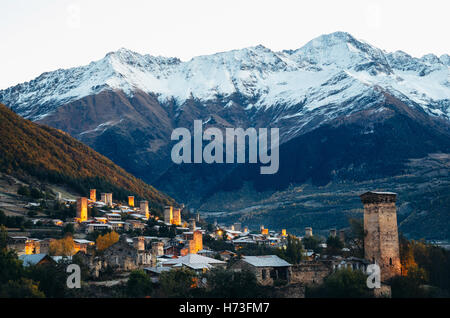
[134,236,145,252]
[76,197,88,222]
[305,227,312,238]
[128,196,135,207]
[360,191,401,282]
[151,241,164,256]
[164,206,173,224]
[106,193,113,206]
[189,218,196,231]
[140,200,149,218]
[90,189,96,202]
[172,208,181,226]
[101,193,107,204]
[329,229,337,238]
[188,230,203,254]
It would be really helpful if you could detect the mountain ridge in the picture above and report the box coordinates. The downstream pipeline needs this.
[0,102,174,209]
[1,31,449,124]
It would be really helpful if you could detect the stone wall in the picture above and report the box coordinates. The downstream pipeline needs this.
[290,262,332,285]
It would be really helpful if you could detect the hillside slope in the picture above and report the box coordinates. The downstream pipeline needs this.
[0,103,174,209]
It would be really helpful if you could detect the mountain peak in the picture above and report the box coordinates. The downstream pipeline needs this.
[292,31,391,74]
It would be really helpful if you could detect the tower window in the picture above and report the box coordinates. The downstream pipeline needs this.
[389,258,392,266]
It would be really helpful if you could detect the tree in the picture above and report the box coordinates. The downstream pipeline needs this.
[96,231,119,251]
[302,235,322,253]
[126,270,153,297]
[391,265,429,298]
[308,268,372,298]
[0,224,8,250]
[0,278,45,298]
[62,223,75,236]
[326,236,344,256]
[0,249,24,284]
[49,235,75,256]
[347,218,365,258]
[206,268,265,298]
[278,235,303,264]
[17,185,30,197]
[26,262,68,298]
[159,268,198,297]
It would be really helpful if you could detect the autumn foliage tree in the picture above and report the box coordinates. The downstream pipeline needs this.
[49,235,75,256]
[96,231,119,251]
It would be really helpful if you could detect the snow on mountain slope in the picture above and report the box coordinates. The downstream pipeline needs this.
[1,31,449,123]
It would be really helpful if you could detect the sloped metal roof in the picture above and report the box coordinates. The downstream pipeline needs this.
[242,255,291,267]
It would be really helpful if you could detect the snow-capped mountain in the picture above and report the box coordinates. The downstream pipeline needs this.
[1,31,449,126]
[2,32,450,239]
[1,31,450,187]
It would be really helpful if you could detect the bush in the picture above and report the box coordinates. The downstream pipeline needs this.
[159,268,198,297]
[307,268,372,298]
[126,270,153,297]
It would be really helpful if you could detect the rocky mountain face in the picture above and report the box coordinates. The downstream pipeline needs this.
[1,32,449,238]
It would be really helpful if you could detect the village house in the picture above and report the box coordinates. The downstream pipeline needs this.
[231,255,292,286]
[7,236,40,255]
[19,254,56,267]
[73,239,95,254]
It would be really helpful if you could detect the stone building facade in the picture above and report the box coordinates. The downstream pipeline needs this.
[76,197,88,222]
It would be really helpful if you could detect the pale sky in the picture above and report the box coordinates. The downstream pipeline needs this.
[1,0,449,89]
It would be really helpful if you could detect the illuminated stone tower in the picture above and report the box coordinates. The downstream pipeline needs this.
[90,189,96,202]
[140,201,149,219]
[76,197,88,222]
[164,206,173,224]
[172,208,181,226]
[360,191,401,282]
[188,230,203,254]
[128,196,135,207]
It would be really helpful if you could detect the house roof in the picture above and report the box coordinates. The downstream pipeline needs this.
[242,255,292,267]
[163,253,226,267]
[144,267,172,274]
[233,237,256,244]
[19,254,53,267]
[73,239,94,244]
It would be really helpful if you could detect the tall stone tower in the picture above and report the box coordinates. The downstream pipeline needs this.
[90,189,96,202]
[128,196,135,207]
[140,201,149,219]
[164,206,173,224]
[172,208,181,226]
[76,197,88,222]
[360,191,401,282]
[151,241,164,257]
[305,227,312,238]
[101,193,107,204]
[106,193,113,206]
[133,236,145,252]
[189,218,196,231]
[188,230,203,254]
